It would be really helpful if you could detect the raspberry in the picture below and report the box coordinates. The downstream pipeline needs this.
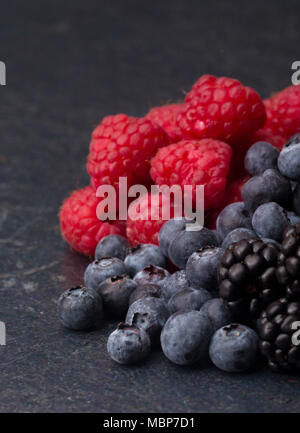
[226,175,250,204]
[264,85,300,138]
[146,103,183,143]
[205,207,223,230]
[150,139,232,210]
[177,75,266,143]
[87,114,169,190]
[126,192,177,246]
[249,128,285,151]
[59,186,126,256]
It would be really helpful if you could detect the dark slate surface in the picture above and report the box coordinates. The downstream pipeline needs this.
[1,0,300,413]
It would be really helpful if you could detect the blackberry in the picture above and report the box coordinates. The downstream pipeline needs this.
[257,297,300,372]
[218,238,282,320]
[276,224,300,300]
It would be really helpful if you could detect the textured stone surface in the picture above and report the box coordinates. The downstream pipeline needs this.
[1,0,300,413]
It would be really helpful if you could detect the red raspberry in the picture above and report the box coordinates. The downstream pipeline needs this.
[205,207,222,230]
[87,114,169,190]
[59,186,126,256]
[146,103,183,143]
[264,85,300,138]
[126,192,177,246]
[150,138,232,210]
[177,75,266,143]
[248,128,285,150]
[226,175,250,204]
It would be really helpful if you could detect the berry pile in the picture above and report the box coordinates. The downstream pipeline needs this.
[59,74,274,254]
[57,75,300,373]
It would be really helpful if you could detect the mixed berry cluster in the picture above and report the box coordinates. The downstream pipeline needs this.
[58,75,300,373]
[59,74,294,255]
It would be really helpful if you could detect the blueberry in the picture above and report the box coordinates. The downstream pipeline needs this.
[129,283,162,306]
[244,141,279,176]
[242,169,292,213]
[107,323,151,365]
[200,299,233,333]
[186,246,223,292]
[278,134,300,181]
[216,202,252,240]
[97,275,137,318]
[168,227,218,269]
[161,310,213,365]
[168,287,212,314]
[209,323,259,372]
[133,265,170,287]
[292,183,300,217]
[221,228,257,250]
[84,257,126,291]
[95,235,130,261]
[126,297,169,345]
[252,202,289,242]
[158,218,187,257]
[124,244,167,277]
[160,270,190,300]
[58,286,103,330]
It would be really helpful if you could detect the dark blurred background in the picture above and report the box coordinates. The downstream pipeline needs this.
[1,0,300,197]
[0,0,300,413]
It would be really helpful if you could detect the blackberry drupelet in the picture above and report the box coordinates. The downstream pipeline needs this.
[218,238,282,320]
[276,223,300,300]
[257,297,300,372]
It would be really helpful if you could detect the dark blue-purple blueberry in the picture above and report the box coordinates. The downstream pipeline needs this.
[168,227,218,269]
[168,287,212,314]
[124,244,167,277]
[107,323,151,365]
[200,299,233,332]
[129,283,162,306]
[186,246,223,292]
[125,296,169,345]
[161,310,213,365]
[221,228,257,250]
[252,202,289,242]
[95,234,130,261]
[242,168,292,213]
[97,275,137,318]
[160,270,190,300]
[133,265,170,288]
[58,286,103,330]
[158,218,187,257]
[244,141,279,176]
[216,202,252,240]
[209,323,259,372]
[278,134,300,181]
[84,257,126,291]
